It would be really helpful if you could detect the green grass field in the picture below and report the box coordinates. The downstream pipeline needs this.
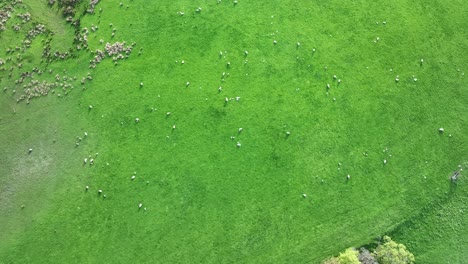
[0,1,467,263]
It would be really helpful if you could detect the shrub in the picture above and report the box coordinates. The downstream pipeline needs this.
[358,248,378,264]
[373,236,415,264]
[337,248,361,264]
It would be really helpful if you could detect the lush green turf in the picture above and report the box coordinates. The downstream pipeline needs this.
[0,0,467,263]
[391,180,468,264]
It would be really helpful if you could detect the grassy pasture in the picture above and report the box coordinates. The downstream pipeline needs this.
[0,0,467,263]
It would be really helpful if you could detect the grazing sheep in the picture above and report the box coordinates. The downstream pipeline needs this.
[302,193,307,198]
[451,171,460,182]
[439,128,444,133]
[236,142,241,147]
[347,175,351,180]
[131,175,135,180]
[139,203,143,208]
[135,118,140,123]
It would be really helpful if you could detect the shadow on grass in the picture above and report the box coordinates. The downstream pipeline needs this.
[388,178,461,239]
